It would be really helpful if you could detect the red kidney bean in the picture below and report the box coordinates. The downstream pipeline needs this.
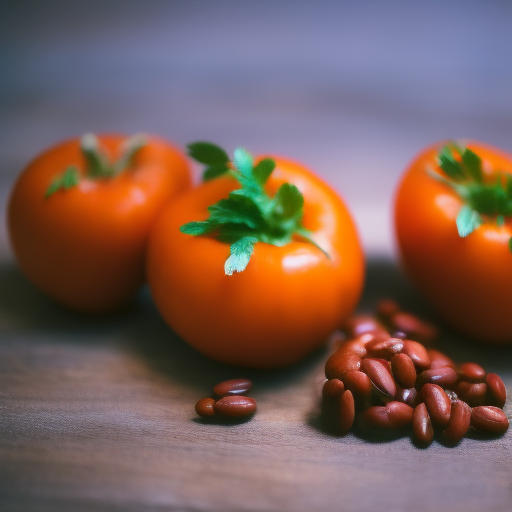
[322,378,345,399]
[442,401,471,443]
[360,402,413,430]
[337,390,356,435]
[342,370,372,406]
[395,387,418,408]
[213,378,253,397]
[458,362,486,383]
[389,312,438,345]
[360,358,397,397]
[344,315,388,338]
[376,298,400,321]
[366,337,404,360]
[391,353,417,389]
[456,382,487,407]
[412,403,434,444]
[214,396,257,418]
[416,367,458,389]
[325,341,366,379]
[427,349,456,370]
[195,397,216,418]
[471,406,509,434]
[422,384,451,426]
[402,340,430,370]
[486,373,507,408]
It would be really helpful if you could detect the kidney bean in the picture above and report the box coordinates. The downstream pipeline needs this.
[412,403,434,444]
[456,382,487,407]
[395,387,418,408]
[486,373,507,408]
[416,367,458,389]
[458,362,486,383]
[401,340,430,370]
[427,349,456,370]
[360,358,397,398]
[442,401,471,443]
[445,389,459,402]
[366,337,404,360]
[376,298,401,320]
[342,370,372,406]
[213,378,253,397]
[389,312,438,345]
[391,353,417,389]
[195,397,216,418]
[322,378,345,399]
[470,406,509,434]
[360,402,413,430]
[422,384,451,426]
[337,390,356,435]
[344,315,388,338]
[325,345,364,380]
[214,396,257,418]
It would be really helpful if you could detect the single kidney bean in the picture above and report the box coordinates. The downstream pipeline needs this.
[366,338,404,359]
[389,312,438,345]
[376,298,400,321]
[359,401,413,430]
[442,401,471,443]
[402,340,430,370]
[391,353,417,389]
[395,387,418,408]
[325,347,363,380]
[412,403,434,444]
[470,406,509,434]
[322,378,345,399]
[360,358,397,397]
[458,362,486,383]
[422,384,451,426]
[456,382,487,407]
[427,349,456,370]
[337,390,356,435]
[195,397,216,418]
[416,367,458,389]
[214,396,257,418]
[486,373,507,408]
[344,315,388,338]
[342,370,372,406]
[213,378,253,397]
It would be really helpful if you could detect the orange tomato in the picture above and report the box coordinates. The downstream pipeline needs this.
[394,141,512,344]
[146,156,364,368]
[8,134,192,312]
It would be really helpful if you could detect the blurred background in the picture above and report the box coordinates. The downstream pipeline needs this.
[2,0,511,258]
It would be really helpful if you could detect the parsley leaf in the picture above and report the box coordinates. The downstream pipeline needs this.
[187,142,229,166]
[224,236,258,275]
[45,166,80,198]
[456,205,482,238]
[183,143,330,274]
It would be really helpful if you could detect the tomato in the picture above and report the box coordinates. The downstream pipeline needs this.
[8,134,192,312]
[394,140,512,344]
[146,154,364,368]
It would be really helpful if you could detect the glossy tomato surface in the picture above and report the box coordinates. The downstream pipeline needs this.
[147,157,364,368]
[8,134,192,312]
[395,141,512,344]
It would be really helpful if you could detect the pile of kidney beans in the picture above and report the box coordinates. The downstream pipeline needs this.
[321,300,509,444]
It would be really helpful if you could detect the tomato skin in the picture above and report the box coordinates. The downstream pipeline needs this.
[394,141,512,344]
[7,134,192,312]
[146,157,364,368]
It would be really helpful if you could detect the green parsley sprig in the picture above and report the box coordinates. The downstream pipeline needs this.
[45,133,145,198]
[181,142,328,275]
[433,142,512,251]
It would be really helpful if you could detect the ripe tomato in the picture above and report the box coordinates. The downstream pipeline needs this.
[394,140,512,344]
[146,154,364,368]
[8,134,192,312]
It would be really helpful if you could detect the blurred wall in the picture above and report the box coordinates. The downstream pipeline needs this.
[1,0,511,256]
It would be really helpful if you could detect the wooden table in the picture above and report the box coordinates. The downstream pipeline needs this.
[1,2,512,511]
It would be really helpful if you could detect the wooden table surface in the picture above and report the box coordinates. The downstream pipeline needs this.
[1,2,512,511]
